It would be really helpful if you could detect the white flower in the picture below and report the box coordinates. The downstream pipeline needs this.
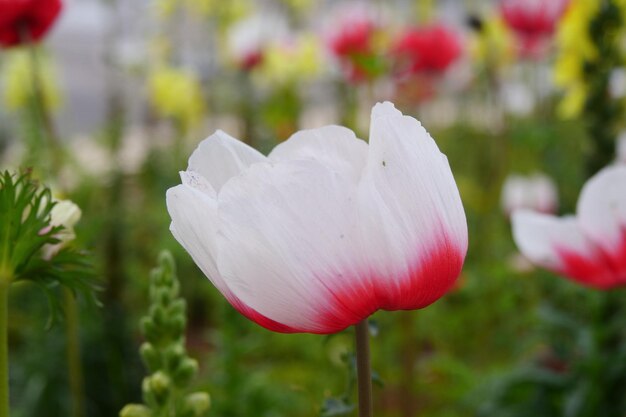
[43,199,82,260]
[166,102,468,334]
[501,173,558,216]
[512,165,626,289]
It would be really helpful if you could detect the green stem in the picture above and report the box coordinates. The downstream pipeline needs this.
[355,320,372,417]
[0,276,10,417]
[64,289,84,417]
[20,24,63,175]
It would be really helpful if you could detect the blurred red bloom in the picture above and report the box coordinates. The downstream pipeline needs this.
[329,20,375,57]
[500,0,569,58]
[327,18,384,83]
[391,24,462,77]
[0,0,62,48]
[240,51,263,71]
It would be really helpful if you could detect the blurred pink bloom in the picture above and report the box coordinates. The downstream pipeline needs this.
[324,3,384,83]
[167,102,468,334]
[513,165,626,289]
[500,0,569,59]
[0,0,62,47]
[391,24,462,77]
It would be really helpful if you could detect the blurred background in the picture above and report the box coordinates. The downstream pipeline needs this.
[2,0,626,416]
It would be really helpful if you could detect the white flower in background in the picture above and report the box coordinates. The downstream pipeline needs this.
[43,199,82,260]
[512,165,626,289]
[501,173,558,216]
[227,13,288,70]
[609,68,626,99]
[616,131,626,164]
[501,81,535,116]
[166,102,468,334]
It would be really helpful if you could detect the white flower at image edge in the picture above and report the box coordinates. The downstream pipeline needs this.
[166,102,468,334]
[512,165,626,289]
[43,199,82,260]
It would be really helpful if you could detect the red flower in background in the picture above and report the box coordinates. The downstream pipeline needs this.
[0,0,62,47]
[391,24,462,77]
[326,15,384,83]
[500,0,569,58]
[329,20,375,57]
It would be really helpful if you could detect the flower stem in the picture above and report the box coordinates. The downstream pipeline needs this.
[20,23,63,174]
[0,277,10,417]
[355,320,372,417]
[64,289,84,417]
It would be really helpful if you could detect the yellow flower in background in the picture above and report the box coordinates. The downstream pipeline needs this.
[553,0,598,118]
[557,82,587,119]
[155,0,250,27]
[257,35,322,86]
[1,49,62,112]
[470,15,516,70]
[148,66,205,132]
[277,0,313,14]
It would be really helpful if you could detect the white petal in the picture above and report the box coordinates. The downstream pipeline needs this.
[512,210,622,288]
[216,159,368,333]
[167,183,297,332]
[187,130,266,192]
[166,184,228,295]
[512,211,592,271]
[269,125,368,181]
[353,102,467,308]
[577,165,626,255]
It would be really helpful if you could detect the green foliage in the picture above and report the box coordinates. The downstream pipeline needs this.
[0,171,97,323]
[477,290,626,417]
[0,170,59,278]
[120,251,210,417]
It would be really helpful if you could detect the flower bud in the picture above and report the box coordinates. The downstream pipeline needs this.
[173,358,198,386]
[183,392,211,416]
[143,372,171,406]
[139,342,161,371]
[119,404,152,417]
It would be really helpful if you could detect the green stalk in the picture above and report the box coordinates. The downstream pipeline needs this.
[64,289,84,417]
[21,24,84,417]
[355,320,373,417]
[0,274,11,417]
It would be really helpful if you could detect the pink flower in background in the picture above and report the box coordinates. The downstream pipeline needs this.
[0,0,62,47]
[500,0,569,58]
[324,4,384,83]
[513,165,626,289]
[501,173,558,217]
[167,102,468,334]
[391,24,462,77]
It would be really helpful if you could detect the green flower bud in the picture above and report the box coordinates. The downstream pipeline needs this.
[143,372,171,406]
[183,392,211,416]
[173,358,198,386]
[119,404,152,417]
[164,344,184,369]
[140,342,161,371]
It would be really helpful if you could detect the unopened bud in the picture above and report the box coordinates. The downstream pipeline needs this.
[184,392,211,416]
[119,404,152,417]
[173,358,198,386]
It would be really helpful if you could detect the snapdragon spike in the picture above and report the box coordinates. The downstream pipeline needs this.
[512,165,626,289]
[167,102,468,334]
[0,0,63,48]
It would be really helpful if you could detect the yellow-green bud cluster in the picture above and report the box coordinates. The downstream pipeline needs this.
[120,251,210,417]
